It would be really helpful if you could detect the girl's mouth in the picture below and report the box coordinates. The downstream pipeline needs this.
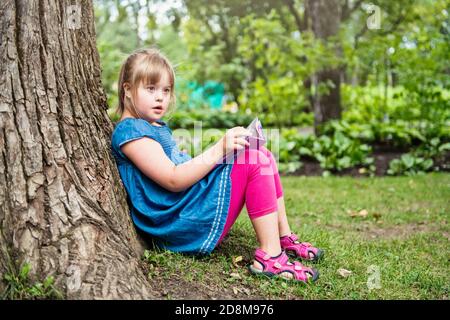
[153,106,163,113]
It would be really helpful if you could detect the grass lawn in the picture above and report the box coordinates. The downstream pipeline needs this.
[143,173,449,300]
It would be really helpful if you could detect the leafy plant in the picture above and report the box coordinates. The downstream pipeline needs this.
[272,128,375,175]
[2,263,63,300]
[166,108,255,129]
[278,161,303,175]
[312,132,374,174]
[388,137,450,175]
[387,154,434,176]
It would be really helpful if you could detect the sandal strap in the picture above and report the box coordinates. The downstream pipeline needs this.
[280,233,320,259]
[253,248,314,282]
[283,233,312,247]
[295,244,317,257]
[276,261,311,281]
[254,248,289,265]
[284,232,298,242]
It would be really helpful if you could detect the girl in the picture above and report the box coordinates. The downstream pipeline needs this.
[111,48,323,283]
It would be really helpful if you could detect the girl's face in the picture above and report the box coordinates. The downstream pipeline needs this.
[128,71,172,124]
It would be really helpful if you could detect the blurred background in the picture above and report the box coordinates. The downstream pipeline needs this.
[94,0,449,176]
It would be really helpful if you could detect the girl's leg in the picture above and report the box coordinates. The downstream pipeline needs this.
[249,212,281,256]
[218,146,293,244]
[255,146,283,199]
[216,148,294,278]
[256,146,291,237]
[217,148,280,248]
[276,196,291,237]
[258,148,323,262]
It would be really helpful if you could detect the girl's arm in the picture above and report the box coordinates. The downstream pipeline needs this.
[121,127,250,192]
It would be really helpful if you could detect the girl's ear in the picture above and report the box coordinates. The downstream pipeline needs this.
[123,83,131,98]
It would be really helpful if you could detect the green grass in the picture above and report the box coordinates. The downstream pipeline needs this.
[2,263,63,300]
[142,173,450,299]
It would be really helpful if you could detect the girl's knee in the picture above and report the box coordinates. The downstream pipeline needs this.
[259,146,276,162]
[259,146,270,155]
[238,148,271,166]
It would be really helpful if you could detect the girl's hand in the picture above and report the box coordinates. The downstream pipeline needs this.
[220,127,251,156]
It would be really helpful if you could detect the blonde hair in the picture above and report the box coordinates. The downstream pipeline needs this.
[115,47,176,119]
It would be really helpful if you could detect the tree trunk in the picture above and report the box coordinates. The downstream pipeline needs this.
[307,0,342,132]
[0,0,154,299]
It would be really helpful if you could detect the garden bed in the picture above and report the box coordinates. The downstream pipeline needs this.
[285,148,449,177]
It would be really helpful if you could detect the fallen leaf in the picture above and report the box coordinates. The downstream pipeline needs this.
[230,272,241,279]
[358,209,368,217]
[348,210,358,218]
[348,209,368,218]
[337,268,352,278]
[232,256,243,267]
[232,287,239,295]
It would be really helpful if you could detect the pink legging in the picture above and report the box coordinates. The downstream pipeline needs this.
[217,146,283,245]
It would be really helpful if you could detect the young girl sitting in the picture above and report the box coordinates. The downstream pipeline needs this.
[111,48,323,283]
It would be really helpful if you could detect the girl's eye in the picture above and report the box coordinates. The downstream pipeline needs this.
[164,89,171,93]
[147,86,155,91]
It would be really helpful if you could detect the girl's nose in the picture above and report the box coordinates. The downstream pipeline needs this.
[155,89,163,101]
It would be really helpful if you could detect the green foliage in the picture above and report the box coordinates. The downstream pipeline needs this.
[166,108,313,130]
[96,0,448,178]
[2,263,63,300]
[319,115,449,176]
[388,138,450,176]
[415,138,450,160]
[328,85,450,148]
[167,108,254,129]
[277,161,303,175]
[272,128,374,175]
[181,14,247,101]
[272,129,303,174]
[387,154,434,176]
[236,12,330,127]
[311,132,374,175]
[172,116,446,176]
[95,2,140,109]
[324,119,427,148]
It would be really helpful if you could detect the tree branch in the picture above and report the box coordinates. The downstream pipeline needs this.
[354,24,368,49]
[379,14,406,36]
[283,0,306,32]
[342,0,364,21]
[354,10,407,49]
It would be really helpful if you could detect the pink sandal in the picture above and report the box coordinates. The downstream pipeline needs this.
[248,248,319,283]
[280,233,324,262]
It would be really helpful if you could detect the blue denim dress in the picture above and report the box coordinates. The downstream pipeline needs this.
[111,118,232,255]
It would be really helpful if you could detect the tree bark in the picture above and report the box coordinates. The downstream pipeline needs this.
[0,0,154,299]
